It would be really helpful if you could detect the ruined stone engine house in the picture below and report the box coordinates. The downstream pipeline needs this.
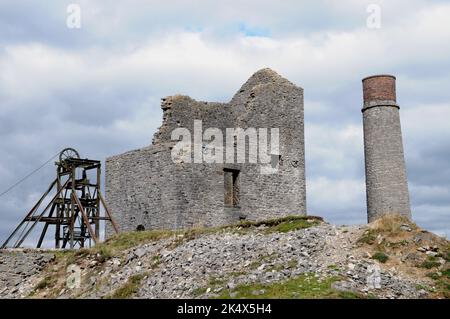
[106,68,412,235]
[106,69,307,233]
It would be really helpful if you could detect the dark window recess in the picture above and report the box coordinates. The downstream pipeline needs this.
[224,169,240,207]
[271,154,282,168]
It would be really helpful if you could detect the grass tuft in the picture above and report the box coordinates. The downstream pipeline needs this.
[109,274,147,299]
[425,270,450,298]
[372,252,389,263]
[357,229,377,245]
[369,214,416,234]
[232,215,322,234]
[215,273,365,299]
[97,230,175,254]
[420,256,441,269]
[33,275,57,291]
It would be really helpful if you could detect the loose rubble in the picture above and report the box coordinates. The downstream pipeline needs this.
[1,218,448,299]
[0,249,55,298]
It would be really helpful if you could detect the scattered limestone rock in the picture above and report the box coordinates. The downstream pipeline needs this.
[1,217,447,299]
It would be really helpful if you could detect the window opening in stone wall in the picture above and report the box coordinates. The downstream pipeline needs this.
[224,168,240,207]
[270,154,282,168]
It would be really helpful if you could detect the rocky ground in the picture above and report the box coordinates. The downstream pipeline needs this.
[0,250,55,298]
[1,215,449,299]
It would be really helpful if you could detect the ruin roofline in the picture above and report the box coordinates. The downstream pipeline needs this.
[160,68,303,108]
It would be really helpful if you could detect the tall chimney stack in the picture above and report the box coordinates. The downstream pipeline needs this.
[362,75,411,222]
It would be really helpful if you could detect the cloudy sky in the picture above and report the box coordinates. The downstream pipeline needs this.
[0,0,449,247]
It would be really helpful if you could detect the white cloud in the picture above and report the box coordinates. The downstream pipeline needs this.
[307,176,366,223]
[306,122,364,178]
[403,103,450,138]
[0,1,449,244]
[308,177,365,208]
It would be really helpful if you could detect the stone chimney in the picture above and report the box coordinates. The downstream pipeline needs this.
[361,75,411,222]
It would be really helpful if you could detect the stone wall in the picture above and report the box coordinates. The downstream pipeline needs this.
[106,68,306,234]
[0,249,55,298]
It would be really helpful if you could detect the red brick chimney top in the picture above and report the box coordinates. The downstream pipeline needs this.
[362,75,396,103]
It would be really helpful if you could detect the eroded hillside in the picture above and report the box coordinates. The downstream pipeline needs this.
[1,215,448,299]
